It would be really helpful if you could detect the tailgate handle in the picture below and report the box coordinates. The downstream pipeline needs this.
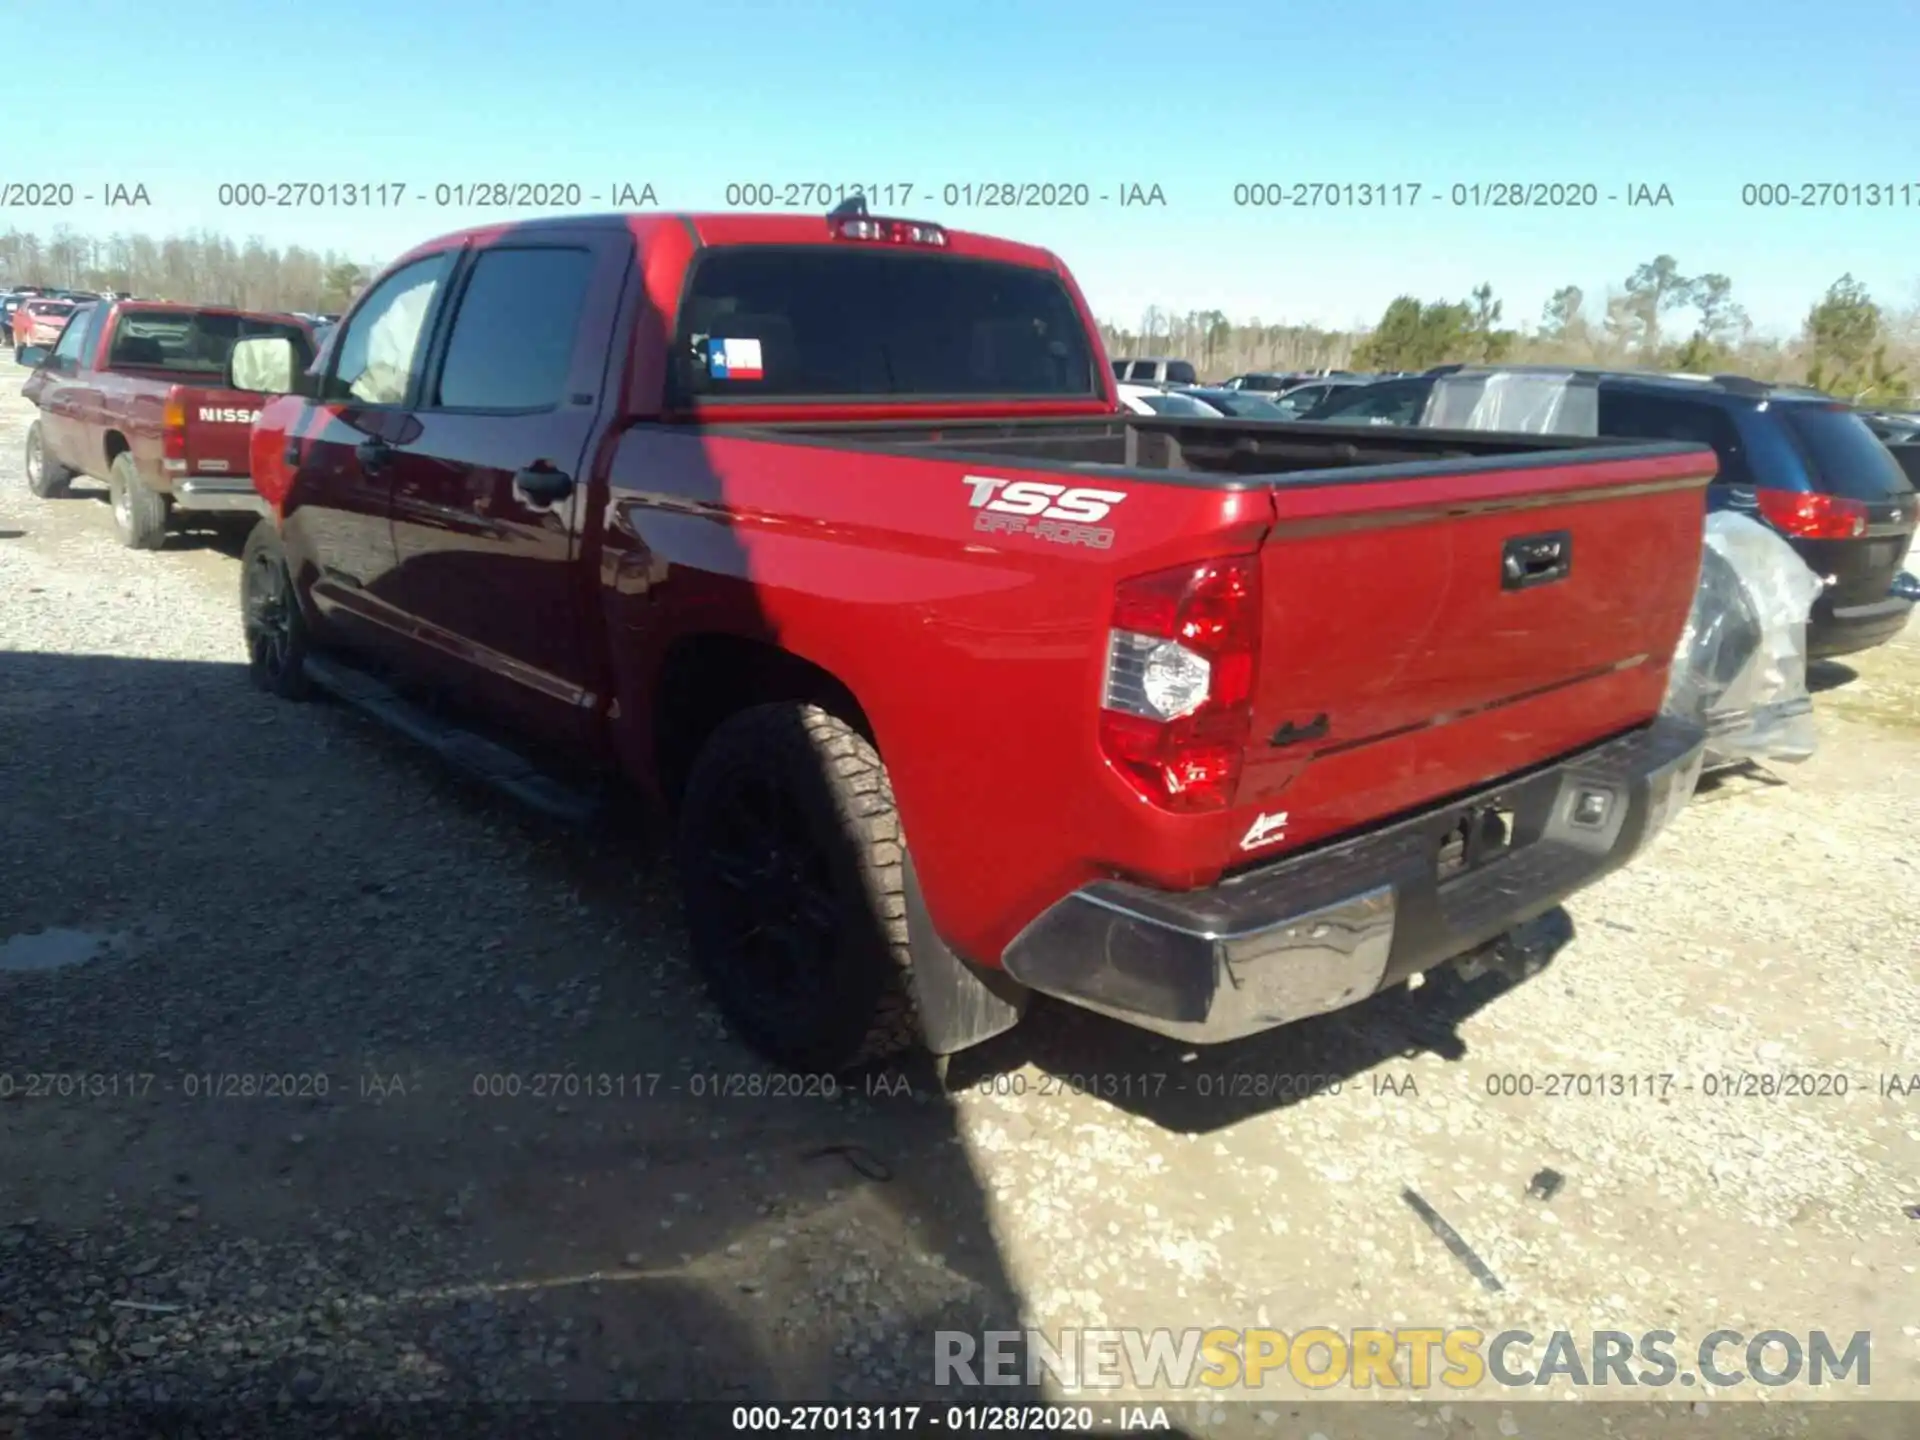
[1501,531,1572,590]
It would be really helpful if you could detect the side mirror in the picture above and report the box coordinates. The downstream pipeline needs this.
[16,345,48,368]
[227,335,313,398]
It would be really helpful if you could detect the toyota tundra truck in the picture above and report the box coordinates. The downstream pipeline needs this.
[20,300,314,548]
[220,202,1711,1073]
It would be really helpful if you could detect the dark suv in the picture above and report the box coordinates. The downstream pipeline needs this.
[1304,368,1916,657]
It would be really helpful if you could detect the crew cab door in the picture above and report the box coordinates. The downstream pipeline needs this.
[61,304,113,476]
[29,306,100,469]
[384,230,628,749]
[287,249,459,664]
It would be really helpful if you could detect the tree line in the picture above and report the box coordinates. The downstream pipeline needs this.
[3,227,1913,405]
[0,228,373,315]
[1103,257,1919,406]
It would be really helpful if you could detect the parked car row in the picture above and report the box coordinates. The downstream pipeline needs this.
[14,202,1720,1076]
[1,287,137,348]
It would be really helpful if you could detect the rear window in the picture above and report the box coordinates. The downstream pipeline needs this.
[1207,392,1284,418]
[108,310,311,375]
[1139,392,1220,417]
[675,247,1097,401]
[28,301,74,317]
[1598,388,1754,486]
[1776,403,1915,500]
[1311,379,1430,424]
[1164,360,1197,385]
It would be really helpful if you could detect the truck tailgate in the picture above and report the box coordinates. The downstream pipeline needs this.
[1237,446,1713,849]
[181,389,266,477]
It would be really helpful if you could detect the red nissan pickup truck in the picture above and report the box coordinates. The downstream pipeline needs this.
[21,300,314,548]
[221,202,1711,1073]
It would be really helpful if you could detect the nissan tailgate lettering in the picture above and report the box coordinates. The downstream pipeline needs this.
[199,407,262,424]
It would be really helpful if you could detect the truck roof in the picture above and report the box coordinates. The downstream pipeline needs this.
[110,299,308,323]
[390,211,1065,274]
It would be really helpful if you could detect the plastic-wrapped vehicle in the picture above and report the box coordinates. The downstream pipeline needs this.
[1663,512,1824,769]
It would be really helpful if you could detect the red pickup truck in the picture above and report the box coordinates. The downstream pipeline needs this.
[222,204,1711,1073]
[21,301,314,548]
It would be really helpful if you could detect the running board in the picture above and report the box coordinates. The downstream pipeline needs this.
[302,653,605,826]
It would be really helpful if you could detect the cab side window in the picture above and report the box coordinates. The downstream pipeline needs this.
[69,304,107,368]
[48,309,92,368]
[429,247,594,412]
[325,252,456,406]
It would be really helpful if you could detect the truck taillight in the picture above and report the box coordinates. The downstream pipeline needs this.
[1098,557,1259,813]
[161,386,188,464]
[1754,488,1868,540]
[251,418,286,514]
[832,216,948,246]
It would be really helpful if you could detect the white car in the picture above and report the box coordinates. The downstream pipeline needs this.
[1116,383,1223,418]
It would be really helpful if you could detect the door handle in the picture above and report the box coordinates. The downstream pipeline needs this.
[1501,530,1572,590]
[513,464,574,504]
[355,437,393,473]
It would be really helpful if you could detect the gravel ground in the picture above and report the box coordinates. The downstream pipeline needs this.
[1,369,1917,1434]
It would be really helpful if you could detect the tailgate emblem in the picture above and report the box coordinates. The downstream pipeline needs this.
[1240,811,1290,850]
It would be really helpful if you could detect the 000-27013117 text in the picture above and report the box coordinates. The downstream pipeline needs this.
[729,1405,1108,1431]
[211,181,660,208]
[720,182,1165,208]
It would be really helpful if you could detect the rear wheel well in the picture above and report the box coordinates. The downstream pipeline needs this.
[102,431,131,466]
[653,635,872,810]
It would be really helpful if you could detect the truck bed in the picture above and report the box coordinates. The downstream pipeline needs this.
[710,413,1679,483]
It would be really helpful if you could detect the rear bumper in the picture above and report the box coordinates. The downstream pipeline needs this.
[1000,716,1706,1044]
[1808,594,1912,658]
[170,476,267,516]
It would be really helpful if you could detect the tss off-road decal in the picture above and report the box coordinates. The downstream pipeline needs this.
[963,475,1127,549]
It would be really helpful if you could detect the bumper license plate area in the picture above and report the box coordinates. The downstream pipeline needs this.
[1436,802,1517,882]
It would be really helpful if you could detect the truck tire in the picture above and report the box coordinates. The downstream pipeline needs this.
[24,421,74,498]
[677,702,919,1073]
[107,452,168,550]
[239,520,312,700]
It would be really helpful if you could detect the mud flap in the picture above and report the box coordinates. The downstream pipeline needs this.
[902,850,1027,1055]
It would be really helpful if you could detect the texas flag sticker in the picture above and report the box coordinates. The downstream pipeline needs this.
[708,337,764,381]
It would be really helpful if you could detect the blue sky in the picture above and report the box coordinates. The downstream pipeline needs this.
[20,0,1920,335]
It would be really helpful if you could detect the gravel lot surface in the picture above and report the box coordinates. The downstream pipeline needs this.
[1,368,1916,1436]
